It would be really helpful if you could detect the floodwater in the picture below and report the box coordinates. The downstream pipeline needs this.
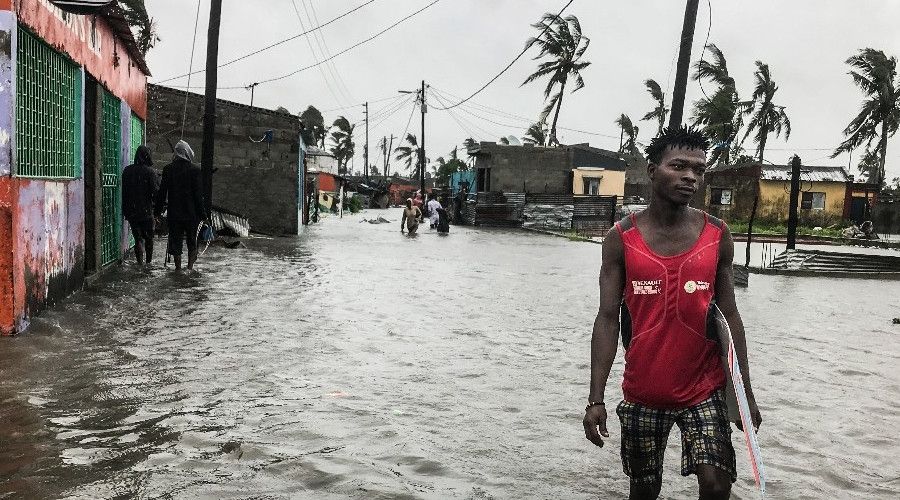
[1,209,898,499]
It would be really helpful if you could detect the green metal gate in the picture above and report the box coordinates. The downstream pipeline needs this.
[129,113,144,161]
[100,90,121,266]
[15,25,80,178]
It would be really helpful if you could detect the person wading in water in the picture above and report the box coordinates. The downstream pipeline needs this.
[401,198,422,235]
[155,140,206,270]
[122,145,157,264]
[583,126,761,500]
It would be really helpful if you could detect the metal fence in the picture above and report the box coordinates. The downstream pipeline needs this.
[129,112,144,161]
[572,195,618,235]
[100,89,121,266]
[15,26,80,178]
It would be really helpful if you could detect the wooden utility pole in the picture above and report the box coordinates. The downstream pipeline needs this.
[201,0,223,216]
[247,82,259,108]
[668,0,699,129]
[364,101,369,183]
[419,80,426,192]
[786,155,802,249]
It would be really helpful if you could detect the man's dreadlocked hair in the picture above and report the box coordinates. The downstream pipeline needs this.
[644,125,710,165]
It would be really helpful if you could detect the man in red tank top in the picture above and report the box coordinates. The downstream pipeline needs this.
[583,126,761,499]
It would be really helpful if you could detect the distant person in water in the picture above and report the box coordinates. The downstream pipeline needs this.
[155,140,207,270]
[401,198,422,235]
[583,126,761,499]
[426,192,442,229]
[122,145,158,264]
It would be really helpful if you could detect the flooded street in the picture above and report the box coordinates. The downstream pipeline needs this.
[1,209,899,499]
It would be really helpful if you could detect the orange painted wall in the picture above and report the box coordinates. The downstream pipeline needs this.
[319,172,338,193]
[15,0,148,117]
[0,177,15,334]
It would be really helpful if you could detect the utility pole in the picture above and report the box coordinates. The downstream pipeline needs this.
[201,0,223,216]
[247,82,259,107]
[385,134,395,178]
[420,80,426,192]
[786,155,802,249]
[668,0,699,129]
[364,101,369,183]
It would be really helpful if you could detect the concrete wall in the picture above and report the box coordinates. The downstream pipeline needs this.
[0,2,148,334]
[475,142,626,194]
[572,168,625,197]
[146,85,302,235]
[758,179,846,223]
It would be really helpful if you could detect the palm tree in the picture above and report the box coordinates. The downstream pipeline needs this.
[691,44,742,165]
[300,106,327,148]
[522,13,591,146]
[615,114,640,156]
[379,135,394,177]
[739,61,791,163]
[641,79,669,136]
[394,133,428,178]
[522,122,548,146]
[329,116,355,174]
[119,0,159,55]
[832,48,900,187]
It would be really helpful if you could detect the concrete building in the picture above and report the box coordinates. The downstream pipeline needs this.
[468,142,627,194]
[572,167,625,197]
[0,0,150,335]
[146,84,306,236]
[702,162,852,225]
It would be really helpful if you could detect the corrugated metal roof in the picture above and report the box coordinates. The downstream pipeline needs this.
[760,165,849,183]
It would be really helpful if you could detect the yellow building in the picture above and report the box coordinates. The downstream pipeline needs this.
[572,167,626,197]
[704,163,851,224]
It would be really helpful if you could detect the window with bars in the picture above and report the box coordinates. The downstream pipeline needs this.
[15,26,81,178]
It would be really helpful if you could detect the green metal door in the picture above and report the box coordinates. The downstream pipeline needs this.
[100,90,121,266]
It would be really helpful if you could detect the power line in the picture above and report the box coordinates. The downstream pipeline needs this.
[306,0,357,103]
[432,0,575,110]
[320,95,398,113]
[154,0,376,85]
[290,0,346,106]
[216,0,441,90]
[180,0,203,137]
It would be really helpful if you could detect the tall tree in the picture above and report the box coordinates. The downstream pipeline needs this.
[691,44,742,165]
[119,0,159,55]
[300,106,327,148]
[739,61,791,162]
[615,114,641,156]
[394,133,428,179]
[522,122,548,146]
[522,13,591,146]
[641,79,669,136]
[329,116,355,174]
[379,135,394,178]
[832,48,900,186]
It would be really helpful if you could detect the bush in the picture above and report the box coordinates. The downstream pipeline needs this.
[345,194,364,213]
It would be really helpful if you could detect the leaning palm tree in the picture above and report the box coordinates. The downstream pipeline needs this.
[739,61,791,163]
[119,0,159,55]
[329,116,355,174]
[522,13,591,146]
[832,48,900,187]
[300,105,327,148]
[394,133,429,179]
[522,122,548,146]
[615,114,641,156]
[641,79,669,136]
[691,44,742,165]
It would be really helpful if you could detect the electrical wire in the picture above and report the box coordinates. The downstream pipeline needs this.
[154,0,376,85]
[237,0,441,89]
[180,0,203,138]
[431,0,575,110]
[306,0,357,103]
[290,0,346,106]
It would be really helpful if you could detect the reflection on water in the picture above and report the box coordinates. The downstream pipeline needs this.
[1,209,898,499]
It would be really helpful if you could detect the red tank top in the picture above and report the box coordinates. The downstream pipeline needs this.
[617,212,725,409]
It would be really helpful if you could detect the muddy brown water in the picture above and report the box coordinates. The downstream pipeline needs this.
[1,209,898,499]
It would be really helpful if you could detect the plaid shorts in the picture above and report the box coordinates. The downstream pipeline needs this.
[616,389,736,485]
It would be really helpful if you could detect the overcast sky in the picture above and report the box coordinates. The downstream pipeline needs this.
[145,0,900,181]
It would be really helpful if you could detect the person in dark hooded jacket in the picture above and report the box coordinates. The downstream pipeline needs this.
[154,140,206,270]
[122,145,158,264]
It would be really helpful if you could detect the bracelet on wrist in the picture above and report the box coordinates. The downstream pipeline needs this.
[585,401,605,410]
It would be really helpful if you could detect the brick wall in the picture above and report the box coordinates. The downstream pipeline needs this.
[146,85,302,235]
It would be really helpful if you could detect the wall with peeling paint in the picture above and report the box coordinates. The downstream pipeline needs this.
[0,1,147,335]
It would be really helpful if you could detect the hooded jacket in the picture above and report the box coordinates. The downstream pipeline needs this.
[122,145,158,222]
[154,140,206,222]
